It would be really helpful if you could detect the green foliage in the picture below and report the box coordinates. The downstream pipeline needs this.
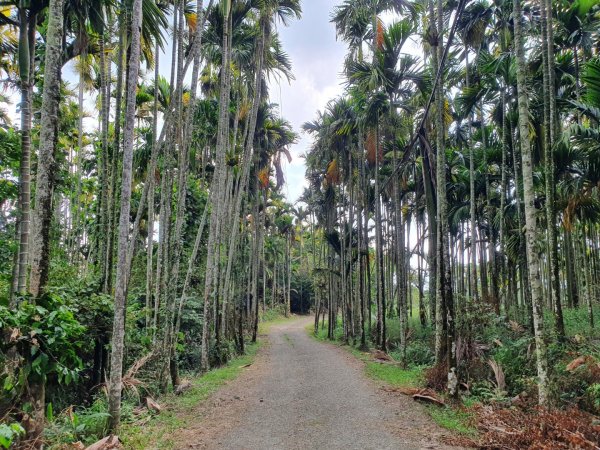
[585,383,600,413]
[365,362,423,388]
[0,293,85,386]
[0,422,25,449]
[489,335,536,396]
[209,339,236,367]
[547,306,600,338]
[401,340,435,367]
[44,399,111,447]
[260,307,288,324]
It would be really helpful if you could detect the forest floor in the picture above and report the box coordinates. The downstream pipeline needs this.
[164,315,461,450]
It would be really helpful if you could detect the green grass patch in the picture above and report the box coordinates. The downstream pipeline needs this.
[427,405,477,438]
[364,362,423,388]
[120,342,261,449]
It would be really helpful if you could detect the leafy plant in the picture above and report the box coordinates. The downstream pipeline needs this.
[44,400,111,446]
[0,293,85,395]
[0,422,25,449]
[585,383,600,413]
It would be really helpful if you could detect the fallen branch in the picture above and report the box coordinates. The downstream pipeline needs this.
[85,435,122,450]
[412,392,445,407]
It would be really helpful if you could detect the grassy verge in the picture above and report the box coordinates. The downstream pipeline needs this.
[120,342,261,449]
[307,322,477,438]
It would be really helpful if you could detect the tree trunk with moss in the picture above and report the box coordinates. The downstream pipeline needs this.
[26,0,65,442]
[513,0,549,406]
[108,0,143,430]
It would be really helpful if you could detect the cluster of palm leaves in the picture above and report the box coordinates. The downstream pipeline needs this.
[302,0,600,405]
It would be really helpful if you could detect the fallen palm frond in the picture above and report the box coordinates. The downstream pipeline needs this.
[487,359,506,395]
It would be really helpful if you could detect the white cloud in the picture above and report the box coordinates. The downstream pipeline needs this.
[271,0,347,204]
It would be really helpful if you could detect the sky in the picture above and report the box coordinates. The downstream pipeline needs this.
[269,0,347,205]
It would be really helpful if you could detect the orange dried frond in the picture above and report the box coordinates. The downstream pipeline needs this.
[326,158,340,185]
[376,17,385,50]
[258,166,270,189]
[185,13,198,33]
[563,196,580,232]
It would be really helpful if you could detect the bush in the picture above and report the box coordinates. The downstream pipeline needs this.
[209,340,235,367]
[0,292,85,408]
[403,340,434,367]
[490,335,535,396]
[44,399,110,447]
[0,422,25,449]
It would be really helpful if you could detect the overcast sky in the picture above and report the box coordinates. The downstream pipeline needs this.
[269,0,347,205]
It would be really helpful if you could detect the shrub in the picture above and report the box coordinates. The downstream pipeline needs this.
[0,422,25,449]
[43,399,110,446]
[403,340,434,367]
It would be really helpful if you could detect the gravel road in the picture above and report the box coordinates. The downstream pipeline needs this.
[173,316,461,450]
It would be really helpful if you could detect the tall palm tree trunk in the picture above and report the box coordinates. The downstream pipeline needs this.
[201,2,232,371]
[108,0,143,430]
[15,4,33,295]
[541,0,565,339]
[26,0,65,441]
[513,0,549,406]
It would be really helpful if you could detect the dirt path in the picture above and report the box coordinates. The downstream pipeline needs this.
[172,316,460,450]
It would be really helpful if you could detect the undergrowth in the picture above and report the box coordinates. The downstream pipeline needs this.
[120,342,260,449]
[39,312,299,449]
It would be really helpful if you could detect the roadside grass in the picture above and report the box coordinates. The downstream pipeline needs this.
[364,362,423,388]
[121,342,261,449]
[427,405,478,439]
[306,318,477,439]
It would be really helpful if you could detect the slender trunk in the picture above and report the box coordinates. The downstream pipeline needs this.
[146,41,159,330]
[105,18,124,294]
[542,0,565,339]
[29,0,64,297]
[98,29,111,293]
[25,0,65,442]
[374,124,386,351]
[201,4,232,371]
[465,48,478,302]
[513,0,549,405]
[108,0,143,430]
[16,5,32,295]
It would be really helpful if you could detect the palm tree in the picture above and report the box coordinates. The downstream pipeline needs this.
[512,0,549,406]
[200,0,233,372]
[107,0,144,431]
[15,0,37,295]
[540,0,565,339]
[25,0,66,439]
